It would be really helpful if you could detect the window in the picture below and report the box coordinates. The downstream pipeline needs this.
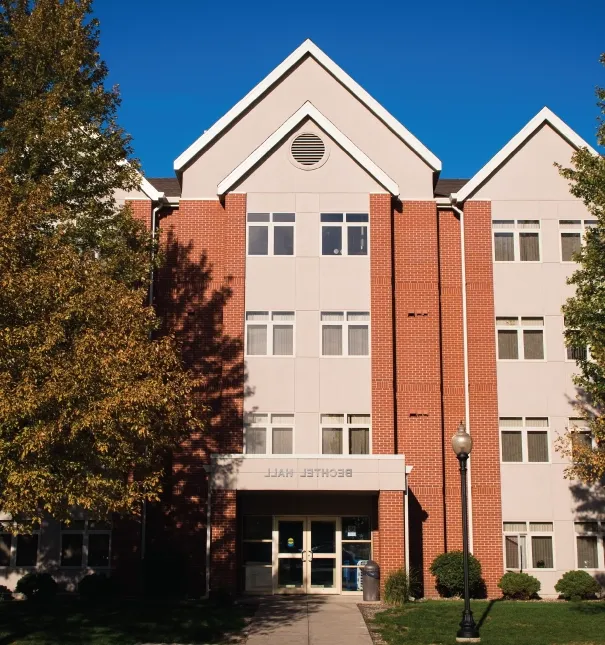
[569,418,597,460]
[60,520,111,568]
[245,312,295,356]
[321,312,370,356]
[560,220,597,262]
[492,220,541,262]
[321,414,370,455]
[321,213,369,256]
[341,517,372,591]
[0,521,40,568]
[496,317,544,360]
[564,319,590,362]
[575,522,603,569]
[503,521,554,570]
[499,418,549,463]
[247,213,295,256]
[244,413,294,455]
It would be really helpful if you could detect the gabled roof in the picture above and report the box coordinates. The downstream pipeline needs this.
[148,177,181,197]
[139,175,164,201]
[174,39,441,174]
[435,178,468,197]
[455,107,598,202]
[217,101,399,196]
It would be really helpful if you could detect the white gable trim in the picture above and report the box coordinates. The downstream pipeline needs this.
[217,102,399,196]
[175,39,441,173]
[456,107,598,202]
[139,175,164,201]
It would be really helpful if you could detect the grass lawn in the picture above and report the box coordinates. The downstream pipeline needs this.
[0,598,254,644]
[370,599,605,645]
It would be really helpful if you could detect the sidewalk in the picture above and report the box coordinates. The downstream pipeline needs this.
[244,596,374,645]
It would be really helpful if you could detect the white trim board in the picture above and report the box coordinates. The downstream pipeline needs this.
[174,39,441,173]
[456,107,598,202]
[216,102,399,196]
[139,174,164,201]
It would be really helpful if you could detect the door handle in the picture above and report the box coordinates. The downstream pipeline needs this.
[308,550,313,561]
[301,550,306,562]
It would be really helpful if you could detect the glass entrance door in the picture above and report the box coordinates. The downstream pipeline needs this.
[274,517,339,594]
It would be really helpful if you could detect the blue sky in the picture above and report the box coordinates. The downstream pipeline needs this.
[96,0,604,179]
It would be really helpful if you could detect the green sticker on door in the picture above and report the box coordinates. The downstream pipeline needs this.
[287,537,294,548]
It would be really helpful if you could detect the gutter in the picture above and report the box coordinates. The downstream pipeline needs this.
[404,465,413,579]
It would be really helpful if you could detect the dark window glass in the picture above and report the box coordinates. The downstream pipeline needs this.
[520,233,540,261]
[243,517,272,540]
[273,213,295,222]
[346,213,369,223]
[577,536,598,569]
[278,520,303,553]
[531,536,553,568]
[498,330,518,359]
[347,226,368,255]
[501,431,523,462]
[561,233,581,261]
[523,330,544,360]
[16,534,38,567]
[341,517,371,540]
[341,542,371,565]
[527,432,549,462]
[322,226,342,255]
[349,428,369,454]
[0,535,11,566]
[320,213,343,222]
[248,226,268,255]
[274,226,294,255]
[61,534,83,567]
[247,213,270,222]
[243,542,272,565]
[494,233,514,261]
[567,345,588,361]
[88,534,110,567]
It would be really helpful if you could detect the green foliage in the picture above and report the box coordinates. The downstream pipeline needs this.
[554,570,600,601]
[78,573,118,601]
[15,573,57,602]
[429,551,485,598]
[497,571,541,600]
[384,568,418,605]
[0,0,201,524]
[556,52,605,483]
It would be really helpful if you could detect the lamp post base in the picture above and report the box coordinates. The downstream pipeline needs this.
[455,638,481,644]
[456,609,480,643]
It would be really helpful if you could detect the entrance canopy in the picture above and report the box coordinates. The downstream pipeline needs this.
[207,454,407,491]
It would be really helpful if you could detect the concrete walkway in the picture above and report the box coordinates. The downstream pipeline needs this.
[244,596,373,645]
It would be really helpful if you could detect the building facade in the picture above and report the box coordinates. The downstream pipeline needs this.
[2,40,604,597]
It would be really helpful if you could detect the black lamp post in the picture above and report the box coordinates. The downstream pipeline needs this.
[451,422,480,643]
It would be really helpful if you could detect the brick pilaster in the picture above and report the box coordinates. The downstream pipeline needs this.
[378,491,405,588]
[211,489,238,592]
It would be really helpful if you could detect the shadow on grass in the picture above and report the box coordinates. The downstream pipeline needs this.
[476,598,501,629]
[568,602,605,615]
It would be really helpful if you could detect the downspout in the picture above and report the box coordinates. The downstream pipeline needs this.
[203,464,213,599]
[404,465,413,579]
[449,194,474,553]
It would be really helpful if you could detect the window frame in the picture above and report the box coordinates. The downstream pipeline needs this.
[0,522,40,569]
[559,220,597,263]
[246,212,296,257]
[574,521,605,571]
[245,311,296,357]
[320,311,371,358]
[492,220,542,263]
[319,414,372,455]
[243,413,295,455]
[499,417,550,464]
[320,213,370,257]
[59,519,111,569]
[496,317,546,362]
[502,521,556,572]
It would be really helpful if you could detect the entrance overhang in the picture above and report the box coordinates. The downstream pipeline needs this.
[206,454,407,491]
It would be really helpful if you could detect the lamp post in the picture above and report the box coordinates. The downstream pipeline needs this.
[451,422,480,643]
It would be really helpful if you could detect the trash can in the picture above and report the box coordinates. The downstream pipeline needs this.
[362,560,380,601]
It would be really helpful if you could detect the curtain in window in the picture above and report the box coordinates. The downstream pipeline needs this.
[561,233,581,261]
[527,432,549,462]
[273,325,293,355]
[348,325,369,355]
[531,536,553,568]
[523,330,544,360]
[529,522,553,532]
[498,330,518,359]
[505,535,519,568]
[321,414,344,424]
[501,431,523,462]
[247,325,267,355]
[322,325,343,355]
[567,345,588,361]
[494,233,515,261]
[503,522,527,532]
[576,536,598,568]
[499,418,523,428]
[349,428,369,454]
[272,428,293,454]
[246,428,266,454]
[520,233,540,261]
[348,414,370,424]
[322,428,342,454]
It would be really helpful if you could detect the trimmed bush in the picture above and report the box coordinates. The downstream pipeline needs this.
[555,570,600,601]
[15,573,57,602]
[384,568,419,605]
[78,573,118,601]
[0,585,11,601]
[498,572,541,600]
[430,551,485,598]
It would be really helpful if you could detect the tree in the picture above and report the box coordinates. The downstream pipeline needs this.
[557,53,605,482]
[0,0,200,525]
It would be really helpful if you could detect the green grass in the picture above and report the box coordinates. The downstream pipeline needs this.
[0,598,254,644]
[371,599,605,645]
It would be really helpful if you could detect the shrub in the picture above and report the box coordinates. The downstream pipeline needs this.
[0,585,11,601]
[384,568,419,604]
[498,572,541,600]
[555,570,600,601]
[78,573,118,601]
[429,551,485,598]
[15,573,57,602]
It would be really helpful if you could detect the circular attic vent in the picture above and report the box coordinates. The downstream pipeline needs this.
[290,132,326,167]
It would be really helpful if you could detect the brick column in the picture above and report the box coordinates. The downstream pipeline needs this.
[463,201,503,597]
[378,491,405,589]
[211,489,238,592]
[127,199,153,229]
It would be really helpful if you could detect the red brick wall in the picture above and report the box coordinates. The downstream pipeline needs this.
[463,201,502,597]
[378,491,405,587]
[127,199,153,229]
[212,490,238,591]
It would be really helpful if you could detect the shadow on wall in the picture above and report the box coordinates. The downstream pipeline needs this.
[407,491,428,597]
[142,228,252,596]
